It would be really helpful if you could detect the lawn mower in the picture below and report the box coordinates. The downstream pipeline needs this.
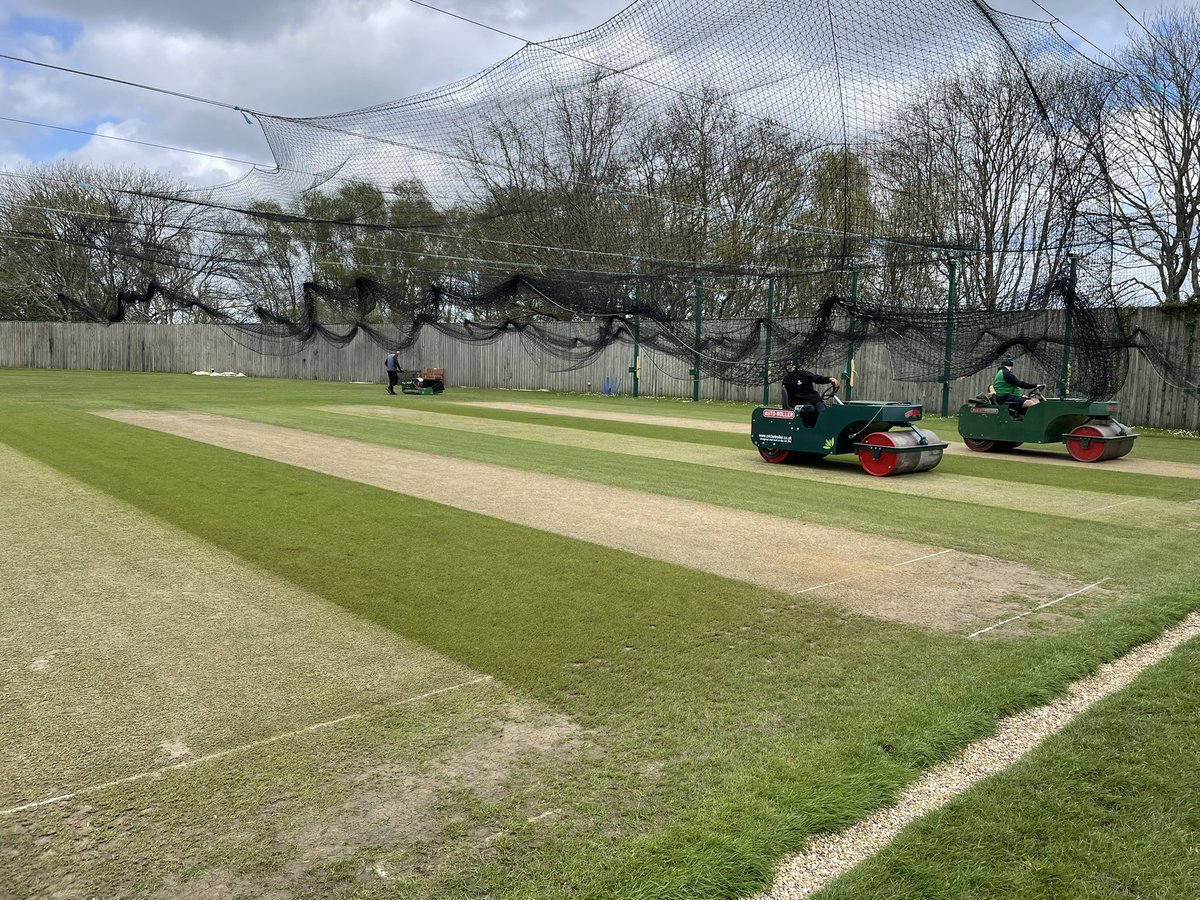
[400,367,446,395]
[957,387,1137,462]
[751,386,947,476]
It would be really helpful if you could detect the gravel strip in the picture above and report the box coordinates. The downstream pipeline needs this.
[756,611,1200,899]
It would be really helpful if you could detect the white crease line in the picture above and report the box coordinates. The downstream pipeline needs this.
[1,675,493,817]
[797,549,953,593]
[894,549,954,567]
[758,610,1200,899]
[969,580,1109,638]
[1074,497,1141,516]
[796,576,857,594]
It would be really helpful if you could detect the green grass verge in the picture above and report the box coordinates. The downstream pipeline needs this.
[2,368,1198,898]
[817,638,1200,899]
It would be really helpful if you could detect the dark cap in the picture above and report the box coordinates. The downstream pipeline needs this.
[1000,355,1015,366]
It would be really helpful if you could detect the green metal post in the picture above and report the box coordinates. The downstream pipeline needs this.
[941,259,957,418]
[844,268,858,402]
[1060,256,1076,398]
[692,281,702,402]
[762,277,775,407]
[628,285,641,399]
[632,314,641,398]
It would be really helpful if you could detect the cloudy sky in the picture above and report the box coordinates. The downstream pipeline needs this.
[0,0,1167,190]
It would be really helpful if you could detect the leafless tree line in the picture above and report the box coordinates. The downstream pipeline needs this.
[0,5,1197,323]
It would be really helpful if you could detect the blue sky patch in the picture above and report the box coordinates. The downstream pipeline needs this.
[5,115,111,161]
[2,15,84,51]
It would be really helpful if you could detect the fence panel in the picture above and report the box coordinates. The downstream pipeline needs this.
[0,314,1195,429]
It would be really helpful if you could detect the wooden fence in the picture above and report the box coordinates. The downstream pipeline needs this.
[1,310,1196,430]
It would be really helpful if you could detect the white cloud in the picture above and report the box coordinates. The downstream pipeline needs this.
[2,0,637,185]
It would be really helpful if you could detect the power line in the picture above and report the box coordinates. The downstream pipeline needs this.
[405,0,536,49]
[1112,0,1168,52]
[1028,0,1124,70]
[0,52,255,115]
[2,149,973,268]
[0,113,877,257]
[0,197,731,281]
[0,115,269,169]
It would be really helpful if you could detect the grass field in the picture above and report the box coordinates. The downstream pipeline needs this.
[1,368,1198,899]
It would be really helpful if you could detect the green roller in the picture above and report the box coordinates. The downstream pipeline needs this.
[957,390,1137,462]
[751,389,947,477]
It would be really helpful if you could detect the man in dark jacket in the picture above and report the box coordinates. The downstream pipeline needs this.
[384,350,401,395]
[993,355,1044,416]
[781,359,840,424]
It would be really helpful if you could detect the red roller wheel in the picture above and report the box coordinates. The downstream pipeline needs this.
[758,446,791,464]
[1066,426,1106,462]
[1067,422,1133,462]
[963,436,997,452]
[857,432,900,476]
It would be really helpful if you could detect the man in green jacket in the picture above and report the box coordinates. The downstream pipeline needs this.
[993,355,1044,417]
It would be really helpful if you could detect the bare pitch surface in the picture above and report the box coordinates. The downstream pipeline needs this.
[99,410,1108,634]
[325,405,1200,531]
[461,401,1200,479]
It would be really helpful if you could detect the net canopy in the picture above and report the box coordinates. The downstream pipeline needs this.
[32,0,1200,397]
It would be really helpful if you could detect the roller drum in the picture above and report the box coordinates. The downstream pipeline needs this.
[857,429,944,476]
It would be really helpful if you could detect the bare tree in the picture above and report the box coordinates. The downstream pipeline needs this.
[873,56,1101,310]
[1104,5,1200,308]
[0,162,235,321]
[461,81,830,319]
[457,76,639,317]
[631,87,827,316]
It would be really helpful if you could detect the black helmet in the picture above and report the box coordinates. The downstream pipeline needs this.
[784,359,798,367]
[1000,355,1015,366]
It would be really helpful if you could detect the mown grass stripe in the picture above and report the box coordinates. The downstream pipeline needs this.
[98,409,1094,634]
[1,372,1196,899]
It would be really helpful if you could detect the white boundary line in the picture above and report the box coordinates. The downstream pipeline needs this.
[796,549,953,594]
[2,675,493,817]
[968,579,1109,638]
[759,610,1200,899]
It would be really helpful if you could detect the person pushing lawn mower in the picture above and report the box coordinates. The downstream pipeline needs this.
[384,349,401,395]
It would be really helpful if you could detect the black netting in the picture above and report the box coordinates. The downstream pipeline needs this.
[13,1,1200,398]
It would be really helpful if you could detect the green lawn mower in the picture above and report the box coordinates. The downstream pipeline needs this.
[400,367,446,395]
[751,386,948,476]
[957,388,1137,462]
